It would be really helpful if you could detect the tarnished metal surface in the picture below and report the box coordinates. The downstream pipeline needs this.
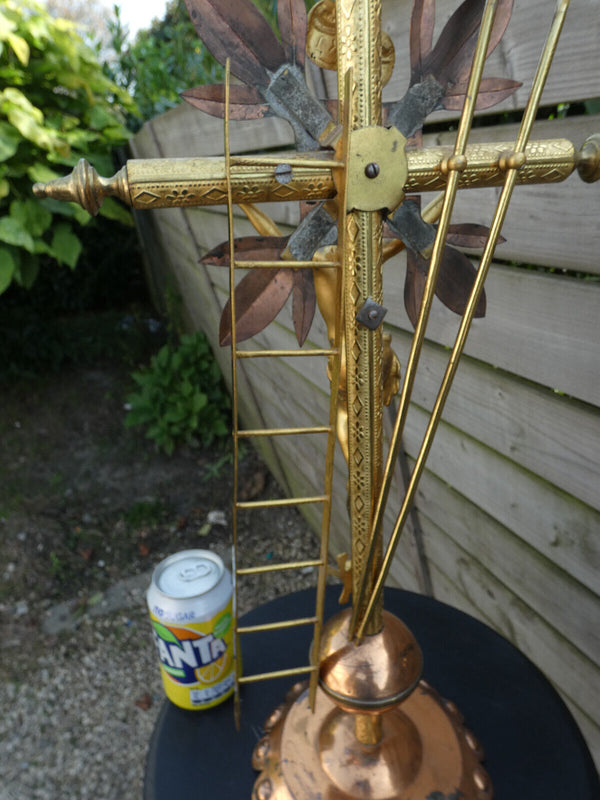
[251,675,493,800]
[31,0,600,796]
[34,138,580,214]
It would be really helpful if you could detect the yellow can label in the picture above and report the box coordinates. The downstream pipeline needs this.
[150,599,234,710]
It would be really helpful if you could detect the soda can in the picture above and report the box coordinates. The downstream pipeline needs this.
[147,549,235,710]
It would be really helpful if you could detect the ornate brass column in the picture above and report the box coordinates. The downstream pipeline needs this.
[336,0,384,637]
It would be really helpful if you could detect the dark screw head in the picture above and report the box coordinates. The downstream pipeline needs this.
[365,162,380,179]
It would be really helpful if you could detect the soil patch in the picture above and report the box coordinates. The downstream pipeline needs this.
[0,361,320,682]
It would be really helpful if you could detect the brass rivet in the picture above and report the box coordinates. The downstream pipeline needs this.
[365,162,380,179]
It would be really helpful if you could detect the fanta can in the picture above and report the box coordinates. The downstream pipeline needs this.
[147,549,234,710]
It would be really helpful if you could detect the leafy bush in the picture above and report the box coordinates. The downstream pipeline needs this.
[106,1,223,128]
[0,0,137,294]
[106,0,278,128]
[125,331,230,455]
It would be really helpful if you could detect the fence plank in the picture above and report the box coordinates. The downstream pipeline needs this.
[411,466,600,665]
[402,404,600,594]
[426,554,600,766]
[391,332,600,511]
[385,263,600,406]
[379,0,600,111]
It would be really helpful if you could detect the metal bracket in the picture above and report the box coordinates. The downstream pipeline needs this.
[356,297,388,330]
[346,126,407,212]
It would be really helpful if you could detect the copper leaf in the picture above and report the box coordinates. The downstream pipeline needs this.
[202,235,289,266]
[406,245,486,322]
[442,77,521,111]
[181,85,270,120]
[423,0,514,87]
[291,269,316,346]
[277,0,307,67]
[184,0,285,86]
[404,250,427,328]
[436,245,486,317]
[219,268,294,346]
[409,0,436,84]
[446,223,506,249]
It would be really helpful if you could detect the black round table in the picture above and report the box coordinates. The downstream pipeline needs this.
[144,587,599,799]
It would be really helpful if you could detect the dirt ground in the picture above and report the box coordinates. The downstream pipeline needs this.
[0,360,320,683]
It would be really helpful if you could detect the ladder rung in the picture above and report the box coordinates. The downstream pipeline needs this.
[237,616,317,634]
[235,260,341,269]
[237,426,331,438]
[238,665,317,685]
[236,348,337,359]
[236,495,328,510]
[236,558,323,576]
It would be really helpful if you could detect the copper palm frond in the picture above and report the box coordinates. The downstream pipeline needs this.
[185,0,519,342]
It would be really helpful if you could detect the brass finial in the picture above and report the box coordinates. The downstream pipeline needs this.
[576,134,600,183]
[33,158,130,215]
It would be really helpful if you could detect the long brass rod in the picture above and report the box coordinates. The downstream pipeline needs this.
[356,0,572,642]
[309,69,352,709]
[33,139,578,215]
[229,156,344,168]
[237,426,331,437]
[236,495,328,510]
[238,665,317,685]
[235,260,341,269]
[351,0,500,637]
[223,60,242,730]
[237,617,318,634]
[236,348,337,358]
[236,559,323,576]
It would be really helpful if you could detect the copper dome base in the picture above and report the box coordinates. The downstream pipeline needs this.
[251,610,492,800]
[252,679,492,800]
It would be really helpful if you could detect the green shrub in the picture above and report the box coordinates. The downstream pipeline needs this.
[0,0,137,294]
[125,331,230,454]
[106,0,278,128]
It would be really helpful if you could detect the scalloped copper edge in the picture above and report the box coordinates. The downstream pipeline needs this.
[251,679,493,800]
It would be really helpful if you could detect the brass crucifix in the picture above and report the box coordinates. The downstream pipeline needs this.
[34,0,599,797]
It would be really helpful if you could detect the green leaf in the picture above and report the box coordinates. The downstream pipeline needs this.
[98,197,133,226]
[27,162,60,183]
[7,33,29,66]
[10,199,52,237]
[87,104,116,130]
[0,245,17,294]
[0,215,35,252]
[50,223,82,268]
[0,178,9,199]
[17,251,40,288]
[0,123,20,161]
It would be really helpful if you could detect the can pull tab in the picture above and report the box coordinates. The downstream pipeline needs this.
[179,562,212,582]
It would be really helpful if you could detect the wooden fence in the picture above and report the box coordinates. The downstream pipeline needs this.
[130,0,600,767]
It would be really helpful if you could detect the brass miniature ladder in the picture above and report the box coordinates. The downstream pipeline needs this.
[221,63,346,724]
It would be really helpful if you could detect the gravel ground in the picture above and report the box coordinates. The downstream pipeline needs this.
[0,564,318,800]
[0,365,319,800]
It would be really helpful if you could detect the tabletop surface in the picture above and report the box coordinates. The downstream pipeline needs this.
[144,586,599,799]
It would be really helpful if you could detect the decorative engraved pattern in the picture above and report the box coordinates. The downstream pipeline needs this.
[405,139,575,193]
[131,172,335,208]
[337,0,383,633]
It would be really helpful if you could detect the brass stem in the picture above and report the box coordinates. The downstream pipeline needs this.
[352,0,500,639]
[33,139,578,214]
[223,60,242,731]
[356,0,572,642]
[336,0,384,636]
[355,713,382,745]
